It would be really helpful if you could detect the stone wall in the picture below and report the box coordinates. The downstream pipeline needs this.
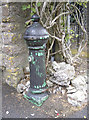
[1,2,30,88]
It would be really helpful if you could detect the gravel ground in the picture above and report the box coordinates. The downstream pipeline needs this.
[1,46,89,119]
[2,82,88,119]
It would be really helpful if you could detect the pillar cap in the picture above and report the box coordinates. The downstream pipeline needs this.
[24,14,49,40]
[31,14,40,22]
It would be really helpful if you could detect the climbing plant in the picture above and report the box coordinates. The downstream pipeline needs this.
[22,1,88,66]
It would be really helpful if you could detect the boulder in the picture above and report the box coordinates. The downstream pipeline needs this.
[49,61,75,86]
[46,80,54,87]
[67,75,87,106]
[67,89,87,106]
[71,75,87,88]
[17,84,26,93]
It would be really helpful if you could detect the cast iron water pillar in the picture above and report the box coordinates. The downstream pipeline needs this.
[24,14,49,106]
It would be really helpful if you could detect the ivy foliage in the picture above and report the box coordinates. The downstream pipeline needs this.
[22,2,87,43]
[77,1,87,8]
[22,2,42,16]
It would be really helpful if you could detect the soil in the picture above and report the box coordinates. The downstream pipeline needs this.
[2,82,87,118]
[2,45,89,118]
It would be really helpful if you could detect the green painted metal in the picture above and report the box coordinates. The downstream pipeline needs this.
[42,81,46,88]
[24,14,49,106]
[24,94,43,106]
[31,19,34,21]
[40,37,43,39]
[31,87,48,94]
[24,93,48,106]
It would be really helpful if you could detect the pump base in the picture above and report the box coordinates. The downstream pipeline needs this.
[24,91,48,106]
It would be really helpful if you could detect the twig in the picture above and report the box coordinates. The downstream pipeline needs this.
[50,50,61,56]
[35,1,40,16]
[48,33,62,42]
[40,2,47,18]
[46,11,71,29]
[46,38,55,67]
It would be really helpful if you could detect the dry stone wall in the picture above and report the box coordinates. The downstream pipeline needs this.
[1,2,30,88]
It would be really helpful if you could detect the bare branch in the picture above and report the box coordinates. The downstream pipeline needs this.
[40,2,47,18]
[52,2,63,15]
[46,11,71,29]
[46,38,55,67]
[51,11,70,25]
[70,4,84,26]
[50,50,61,56]
[34,2,87,65]
[73,41,87,59]
[48,32,62,42]
[35,1,40,16]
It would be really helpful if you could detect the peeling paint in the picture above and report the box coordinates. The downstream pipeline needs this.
[35,53,38,55]
[40,37,42,39]
[38,52,43,56]
[42,80,46,87]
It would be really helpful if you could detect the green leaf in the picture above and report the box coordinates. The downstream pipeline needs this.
[85,5,87,8]
[65,38,68,42]
[69,35,73,39]
[72,39,75,43]
[27,4,30,9]
[79,2,82,6]
[32,3,35,7]
[70,30,74,33]
[22,5,27,10]
[25,21,30,26]
[65,34,69,42]
[37,2,41,7]
[31,7,36,13]
[76,34,78,38]
[31,12,34,16]
[50,5,53,11]
[61,22,65,26]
